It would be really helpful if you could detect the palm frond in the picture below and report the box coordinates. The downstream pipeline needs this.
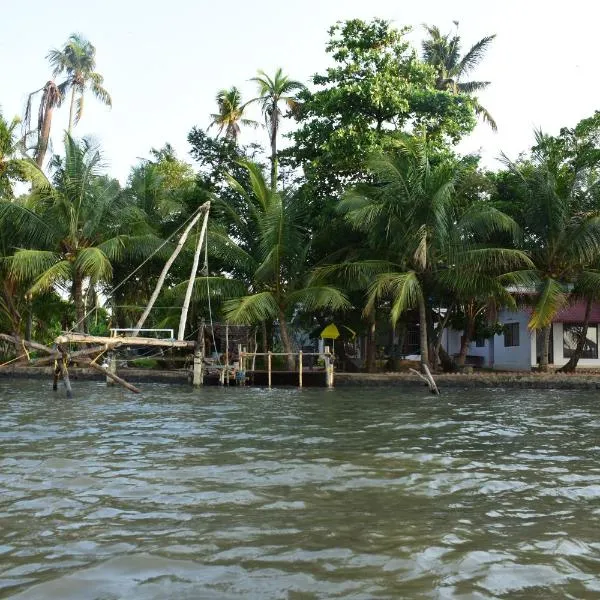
[529,277,567,329]
[223,291,279,325]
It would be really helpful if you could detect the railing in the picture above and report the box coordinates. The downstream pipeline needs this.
[237,347,335,388]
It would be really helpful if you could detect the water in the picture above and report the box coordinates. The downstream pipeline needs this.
[1,381,600,599]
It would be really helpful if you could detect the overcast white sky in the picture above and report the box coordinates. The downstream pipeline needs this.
[2,0,599,182]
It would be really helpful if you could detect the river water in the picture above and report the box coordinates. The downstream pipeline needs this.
[1,381,600,598]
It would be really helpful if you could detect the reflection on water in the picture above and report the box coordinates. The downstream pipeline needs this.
[1,381,600,598]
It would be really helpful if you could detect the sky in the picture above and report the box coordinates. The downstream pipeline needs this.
[2,0,599,183]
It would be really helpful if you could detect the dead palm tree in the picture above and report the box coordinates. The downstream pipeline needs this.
[422,23,497,131]
[23,81,64,168]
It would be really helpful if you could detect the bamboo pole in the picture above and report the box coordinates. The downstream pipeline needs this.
[177,203,210,340]
[55,333,194,348]
[268,351,272,388]
[298,351,303,388]
[133,201,210,335]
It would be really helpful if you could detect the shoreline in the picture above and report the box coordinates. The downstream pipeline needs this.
[2,365,600,390]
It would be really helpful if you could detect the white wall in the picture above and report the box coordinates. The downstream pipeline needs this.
[493,309,533,371]
[442,328,492,366]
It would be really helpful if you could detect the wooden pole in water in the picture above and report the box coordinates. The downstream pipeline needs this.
[192,319,205,387]
[177,203,210,341]
[133,201,210,335]
[225,323,229,386]
[57,344,73,398]
[82,359,142,393]
[106,352,117,385]
[298,350,303,388]
[268,351,272,388]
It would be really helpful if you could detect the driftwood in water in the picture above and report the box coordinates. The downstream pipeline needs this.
[133,200,211,336]
[409,365,440,395]
[80,358,141,394]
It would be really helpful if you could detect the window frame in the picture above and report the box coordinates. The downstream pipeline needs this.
[563,323,599,359]
[504,322,520,347]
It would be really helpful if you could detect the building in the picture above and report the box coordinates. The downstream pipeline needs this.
[442,301,600,371]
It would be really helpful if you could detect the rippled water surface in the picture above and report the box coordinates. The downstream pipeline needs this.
[2,381,600,598]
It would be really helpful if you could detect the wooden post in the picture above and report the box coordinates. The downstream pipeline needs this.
[298,350,303,388]
[52,362,61,391]
[83,359,142,393]
[268,351,272,388]
[57,345,73,399]
[106,352,117,385]
[225,323,229,386]
[192,319,205,387]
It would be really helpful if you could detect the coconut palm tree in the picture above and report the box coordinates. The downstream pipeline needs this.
[337,136,528,372]
[47,34,112,132]
[422,24,497,131]
[208,87,256,143]
[204,160,348,368]
[502,131,600,371]
[248,68,305,189]
[0,135,143,332]
[23,81,64,168]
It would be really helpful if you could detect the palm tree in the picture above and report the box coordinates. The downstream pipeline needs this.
[208,87,256,143]
[249,68,305,189]
[0,135,139,332]
[422,24,497,131]
[503,132,600,371]
[23,81,64,168]
[337,136,528,372]
[208,161,348,368]
[0,112,25,199]
[47,34,112,132]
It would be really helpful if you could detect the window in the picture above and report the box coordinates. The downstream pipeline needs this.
[475,338,485,348]
[504,323,520,347]
[563,324,598,359]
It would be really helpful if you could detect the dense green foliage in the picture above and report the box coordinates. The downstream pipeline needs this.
[3,20,600,375]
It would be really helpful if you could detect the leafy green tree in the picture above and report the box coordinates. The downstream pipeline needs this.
[0,135,143,331]
[249,68,305,189]
[289,19,477,202]
[422,24,497,130]
[47,34,112,132]
[0,113,27,200]
[208,87,256,143]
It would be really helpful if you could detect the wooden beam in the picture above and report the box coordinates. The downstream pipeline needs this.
[80,359,141,394]
[0,333,55,355]
[55,333,195,348]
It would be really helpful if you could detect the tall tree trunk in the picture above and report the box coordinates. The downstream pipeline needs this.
[36,103,54,168]
[538,324,552,372]
[456,313,476,367]
[559,298,593,372]
[270,117,278,191]
[278,309,295,370]
[72,274,84,333]
[418,293,429,369]
[68,87,76,134]
[366,310,376,373]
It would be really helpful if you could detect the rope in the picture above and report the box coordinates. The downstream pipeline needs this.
[0,352,29,369]
[66,206,209,334]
